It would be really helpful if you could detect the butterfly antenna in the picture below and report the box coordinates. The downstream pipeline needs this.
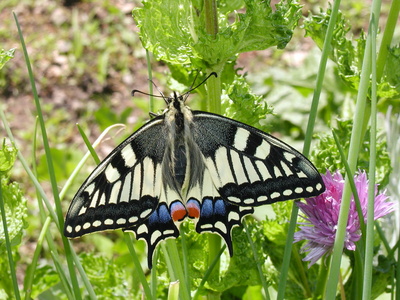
[131,80,168,104]
[185,72,218,95]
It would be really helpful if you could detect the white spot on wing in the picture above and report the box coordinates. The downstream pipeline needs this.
[255,161,271,181]
[228,196,241,203]
[243,156,260,182]
[78,206,87,216]
[117,218,126,225]
[120,172,132,202]
[231,151,247,184]
[316,183,323,191]
[140,208,152,219]
[83,222,91,230]
[137,224,148,235]
[93,220,101,227]
[129,216,138,223]
[105,164,120,183]
[215,221,227,234]
[131,164,141,200]
[255,140,271,159]
[234,127,250,151]
[281,163,293,176]
[66,225,73,233]
[121,144,136,167]
[205,157,222,188]
[284,152,296,162]
[295,187,303,194]
[257,195,268,203]
[90,190,100,208]
[306,186,314,193]
[109,181,121,204]
[283,189,293,196]
[228,211,240,221]
[297,170,308,178]
[214,147,235,185]
[244,198,254,204]
[271,192,280,199]
[274,166,282,178]
[151,231,162,245]
[142,157,154,196]
[85,183,95,195]
[104,219,113,225]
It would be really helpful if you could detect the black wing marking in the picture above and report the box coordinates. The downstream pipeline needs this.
[188,197,254,255]
[124,200,182,269]
[186,168,253,255]
[191,111,325,206]
[64,116,167,238]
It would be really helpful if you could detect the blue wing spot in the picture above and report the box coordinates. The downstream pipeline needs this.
[148,204,171,225]
[200,198,213,217]
[214,199,226,215]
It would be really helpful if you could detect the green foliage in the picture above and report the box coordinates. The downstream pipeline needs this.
[80,253,130,299]
[0,143,27,298]
[0,48,14,70]
[311,119,391,186]
[0,144,27,250]
[304,7,400,111]
[36,147,83,182]
[222,75,273,130]
[134,0,301,71]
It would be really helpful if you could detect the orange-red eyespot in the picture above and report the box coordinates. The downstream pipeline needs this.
[170,201,187,222]
[186,199,201,219]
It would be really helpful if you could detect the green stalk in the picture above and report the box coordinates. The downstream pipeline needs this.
[376,0,400,81]
[324,0,382,298]
[362,9,378,299]
[243,221,270,300]
[204,0,222,283]
[123,233,153,299]
[165,239,191,300]
[13,12,82,299]
[277,0,341,297]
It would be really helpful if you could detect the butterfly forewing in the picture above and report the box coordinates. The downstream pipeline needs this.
[191,111,325,206]
[64,117,167,238]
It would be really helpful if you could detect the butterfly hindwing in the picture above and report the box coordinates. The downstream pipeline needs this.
[124,200,182,268]
[64,116,167,238]
[191,111,325,206]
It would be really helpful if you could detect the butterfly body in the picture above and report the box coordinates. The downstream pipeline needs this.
[65,90,325,268]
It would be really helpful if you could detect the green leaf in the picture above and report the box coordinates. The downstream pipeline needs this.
[30,264,60,299]
[80,253,130,299]
[134,0,301,70]
[0,178,28,252]
[311,119,391,187]
[222,75,273,130]
[0,49,15,70]
[0,141,17,176]
[304,8,400,110]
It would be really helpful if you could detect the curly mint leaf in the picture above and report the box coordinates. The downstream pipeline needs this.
[304,8,400,108]
[0,142,17,176]
[80,253,130,298]
[134,0,301,69]
[0,178,28,251]
[311,120,391,186]
[222,75,273,131]
[0,49,15,70]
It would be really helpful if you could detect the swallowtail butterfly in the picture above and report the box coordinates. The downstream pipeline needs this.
[64,74,325,268]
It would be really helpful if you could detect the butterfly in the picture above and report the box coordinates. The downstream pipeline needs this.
[64,73,325,268]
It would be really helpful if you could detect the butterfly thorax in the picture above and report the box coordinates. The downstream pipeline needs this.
[162,93,205,201]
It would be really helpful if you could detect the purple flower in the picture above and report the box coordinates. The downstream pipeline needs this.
[294,170,394,267]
